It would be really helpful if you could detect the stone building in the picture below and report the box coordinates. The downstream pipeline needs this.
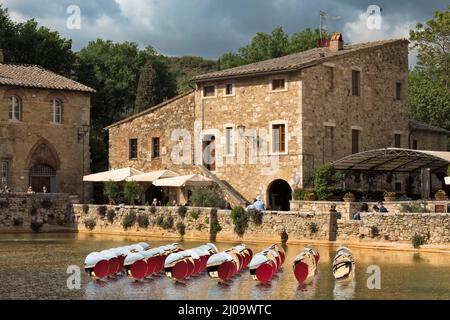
[107,34,449,209]
[0,51,95,197]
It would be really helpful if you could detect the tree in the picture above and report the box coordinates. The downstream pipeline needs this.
[314,164,340,201]
[190,185,226,208]
[134,57,177,114]
[124,181,140,205]
[409,6,450,148]
[103,181,119,205]
[287,28,326,54]
[0,6,74,76]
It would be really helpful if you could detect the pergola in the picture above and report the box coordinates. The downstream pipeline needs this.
[333,148,450,173]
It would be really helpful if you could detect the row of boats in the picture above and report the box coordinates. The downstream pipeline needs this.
[84,242,355,285]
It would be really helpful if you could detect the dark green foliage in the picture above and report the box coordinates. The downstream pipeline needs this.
[280,229,289,244]
[122,211,137,230]
[231,206,249,237]
[308,222,319,234]
[248,209,263,226]
[204,217,210,224]
[156,215,164,227]
[292,188,306,201]
[84,218,96,231]
[124,181,139,205]
[149,206,157,215]
[82,204,89,214]
[107,209,116,223]
[97,205,107,217]
[177,205,188,219]
[211,222,222,234]
[134,57,177,113]
[30,220,43,233]
[162,216,174,230]
[314,164,340,200]
[400,203,430,213]
[412,234,427,248]
[190,185,226,208]
[103,181,119,204]
[40,198,52,209]
[176,222,186,238]
[190,210,200,220]
[29,206,37,216]
[370,226,380,238]
[13,217,23,226]
[137,214,150,229]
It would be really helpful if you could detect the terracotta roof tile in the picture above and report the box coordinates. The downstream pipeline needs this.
[193,38,408,82]
[0,63,95,93]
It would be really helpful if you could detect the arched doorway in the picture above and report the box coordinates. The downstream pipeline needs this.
[145,185,165,205]
[29,164,56,193]
[267,179,292,211]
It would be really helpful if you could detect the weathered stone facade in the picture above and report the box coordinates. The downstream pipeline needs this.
[0,193,74,232]
[107,37,448,209]
[0,83,92,197]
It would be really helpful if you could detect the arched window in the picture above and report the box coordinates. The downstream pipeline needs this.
[8,96,22,121]
[52,99,63,123]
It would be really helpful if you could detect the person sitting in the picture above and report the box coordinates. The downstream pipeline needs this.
[353,203,369,220]
[378,201,389,213]
[250,196,266,211]
[27,186,35,194]
[42,185,48,193]
[152,198,158,207]
[371,205,379,214]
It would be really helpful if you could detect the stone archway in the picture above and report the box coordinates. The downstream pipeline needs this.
[26,138,60,192]
[267,179,292,211]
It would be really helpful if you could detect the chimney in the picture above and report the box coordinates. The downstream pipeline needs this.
[0,49,4,63]
[329,32,344,52]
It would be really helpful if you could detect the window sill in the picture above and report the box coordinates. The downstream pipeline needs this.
[201,95,217,100]
[269,152,288,156]
[269,89,288,93]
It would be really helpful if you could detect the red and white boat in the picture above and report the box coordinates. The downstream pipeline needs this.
[249,244,285,284]
[206,244,252,283]
[293,247,320,284]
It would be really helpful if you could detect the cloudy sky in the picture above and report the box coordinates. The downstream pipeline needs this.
[0,0,446,60]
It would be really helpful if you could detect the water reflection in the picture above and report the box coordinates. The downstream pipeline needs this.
[0,233,449,300]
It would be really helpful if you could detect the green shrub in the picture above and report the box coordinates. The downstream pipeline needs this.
[314,164,340,200]
[164,216,174,230]
[370,226,380,238]
[84,218,96,231]
[122,211,137,230]
[177,205,188,219]
[211,222,222,234]
[30,220,43,233]
[82,204,89,214]
[107,209,116,223]
[124,181,139,205]
[40,198,53,209]
[137,213,150,229]
[29,206,38,216]
[280,229,289,244]
[97,205,107,217]
[231,206,249,237]
[248,209,263,226]
[13,217,23,226]
[412,234,427,248]
[156,215,164,227]
[149,206,157,215]
[204,217,210,224]
[190,185,226,208]
[308,222,319,234]
[104,181,119,204]
[293,188,306,201]
[190,210,200,220]
[176,222,186,238]
[400,203,430,213]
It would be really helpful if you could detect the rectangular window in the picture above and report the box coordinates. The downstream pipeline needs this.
[271,79,286,91]
[225,127,234,155]
[225,84,234,96]
[129,139,138,160]
[412,140,418,150]
[396,82,402,100]
[352,70,360,96]
[326,66,334,91]
[352,129,360,154]
[203,85,215,97]
[151,138,160,159]
[272,124,286,154]
[394,134,401,148]
[1,160,9,186]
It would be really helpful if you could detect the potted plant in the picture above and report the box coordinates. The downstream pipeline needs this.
[384,191,396,202]
[434,189,448,201]
[343,192,355,202]
[304,191,316,201]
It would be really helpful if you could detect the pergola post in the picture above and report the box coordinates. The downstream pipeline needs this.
[420,168,431,200]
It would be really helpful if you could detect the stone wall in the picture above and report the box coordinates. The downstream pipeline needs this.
[0,87,91,197]
[0,193,74,232]
[337,213,450,244]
